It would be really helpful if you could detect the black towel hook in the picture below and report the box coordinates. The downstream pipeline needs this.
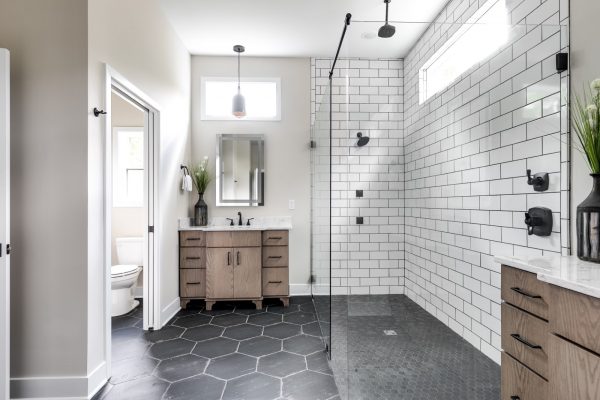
[93,107,107,117]
[180,164,190,176]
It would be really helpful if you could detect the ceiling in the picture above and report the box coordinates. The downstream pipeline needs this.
[159,0,449,58]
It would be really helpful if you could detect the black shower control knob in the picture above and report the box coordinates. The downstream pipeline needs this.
[524,207,553,236]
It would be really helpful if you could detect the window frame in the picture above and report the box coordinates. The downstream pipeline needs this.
[112,126,144,208]
[200,76,282,121]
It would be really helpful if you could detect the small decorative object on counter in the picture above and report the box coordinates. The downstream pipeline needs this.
[573,78,600,262]
[192,156,212,226]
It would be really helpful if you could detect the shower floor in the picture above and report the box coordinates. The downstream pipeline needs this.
[329,295,500,400]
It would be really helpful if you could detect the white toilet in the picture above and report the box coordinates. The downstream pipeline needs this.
[111,237,143,317]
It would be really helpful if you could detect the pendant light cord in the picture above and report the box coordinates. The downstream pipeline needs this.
[237,51,241,93]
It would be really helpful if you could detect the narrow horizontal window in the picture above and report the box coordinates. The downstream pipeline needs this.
[201,77,281,121]
[419,0,509,104]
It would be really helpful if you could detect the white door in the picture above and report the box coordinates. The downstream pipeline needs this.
[0,49,11,400]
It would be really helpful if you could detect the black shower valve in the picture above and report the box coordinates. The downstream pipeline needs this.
[526,169,549,192]
[524,207,553,236]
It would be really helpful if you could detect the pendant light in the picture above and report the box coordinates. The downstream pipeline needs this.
[232,45,246,118]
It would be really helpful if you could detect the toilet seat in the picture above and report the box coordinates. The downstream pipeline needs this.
[111,264,140,278]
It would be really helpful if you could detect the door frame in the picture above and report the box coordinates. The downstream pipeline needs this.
[104,65,160,376]
[0,48,10,400]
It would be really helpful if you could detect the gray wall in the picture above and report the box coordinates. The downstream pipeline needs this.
[0,0,89,381]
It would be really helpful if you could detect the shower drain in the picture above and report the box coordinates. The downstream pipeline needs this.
[383,330,397,336]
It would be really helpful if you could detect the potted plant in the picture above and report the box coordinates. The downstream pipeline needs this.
[191,156,212,226]
[573,79,600,262]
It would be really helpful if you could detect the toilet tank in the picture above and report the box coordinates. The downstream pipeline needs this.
[115,237,143,265]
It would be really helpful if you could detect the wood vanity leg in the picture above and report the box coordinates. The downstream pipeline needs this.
[281,297,290,307]
[180,299,190,309]
[205,301,215,311]
[253,300,263,310]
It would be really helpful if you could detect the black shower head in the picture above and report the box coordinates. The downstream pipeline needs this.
[378,0,396,38]
[356,132,370,147]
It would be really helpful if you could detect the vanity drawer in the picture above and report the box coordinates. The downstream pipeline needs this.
[262,230,289,246]
[180,269,206,298]
[180,230,206,247]
[262,246,289,267]
[501,303,548,378]
[180,247,206,269]
[501,352,547,400]
[206,231,261,248]
[262,268,289,296]
[501,265,549,320]
[549,284,600,355]
[549,334,600,399]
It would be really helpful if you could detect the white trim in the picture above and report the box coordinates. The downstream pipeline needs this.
[10,362,107,400]
[289,284,311,296]
[200,77,281,121]
[160,297,181,327]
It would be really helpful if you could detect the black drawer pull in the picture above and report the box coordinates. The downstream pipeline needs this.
[227,252,231,266]
[186,238,201,241]
[186,257,201,260]
[187,282,202,285]
[268,256,282,259]
[268,280,283,284]
[510,287,542,299]
[510,333,542,349]
[237,251,240,266]
[267,236,283,240]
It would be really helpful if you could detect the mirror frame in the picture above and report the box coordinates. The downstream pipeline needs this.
[216,134,265,207]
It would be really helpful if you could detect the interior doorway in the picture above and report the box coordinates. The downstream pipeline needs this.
[104,66,160,378]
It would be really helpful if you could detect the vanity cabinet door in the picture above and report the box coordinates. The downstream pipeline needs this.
[233,247,261,298]
[206,247,234,299]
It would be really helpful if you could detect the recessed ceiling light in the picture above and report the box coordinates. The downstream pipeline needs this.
[361,32,377,40]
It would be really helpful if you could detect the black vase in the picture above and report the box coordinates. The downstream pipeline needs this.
[577,173,600,263]
[194,193,208,226]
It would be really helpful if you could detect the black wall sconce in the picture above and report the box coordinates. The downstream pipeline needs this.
[524,207,553,236]
[527,169,549,192]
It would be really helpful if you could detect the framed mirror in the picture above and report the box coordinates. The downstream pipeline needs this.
[216,134,265,206]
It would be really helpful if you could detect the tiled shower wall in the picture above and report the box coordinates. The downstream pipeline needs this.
[311,58,405,295]
[403,0,569,362]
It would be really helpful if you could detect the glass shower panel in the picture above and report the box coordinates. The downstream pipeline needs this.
[311,81,332,352]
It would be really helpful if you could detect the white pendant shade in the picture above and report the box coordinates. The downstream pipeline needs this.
[232,92,246,118]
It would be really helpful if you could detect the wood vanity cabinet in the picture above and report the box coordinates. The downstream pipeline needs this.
[179,229,289,310]
[500,265,600,400]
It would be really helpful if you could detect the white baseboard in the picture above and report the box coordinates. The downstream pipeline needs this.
[11,362,107,400]
[161,296,181,327]
[289,284,311,296]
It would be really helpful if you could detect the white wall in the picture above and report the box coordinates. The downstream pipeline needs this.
[0,0,90,391]
[570,0,600,252]
[191,56,311,286]
[88,0,191,393]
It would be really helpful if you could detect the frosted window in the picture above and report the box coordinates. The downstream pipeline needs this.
[201,78,281,121]
[113,127,144,207]
[419,0,509,104]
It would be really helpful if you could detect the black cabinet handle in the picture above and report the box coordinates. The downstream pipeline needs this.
[227,252,231,266]
[268,280,283,284]
[268,236,282,240]
[511,333,542,349]
[186,238,201,241]
[510,287,542,299]
[237,251,240,265]
[511,396,520,400]
[268,256,282,259]
[186,257,201,260]
[187,282,201,285]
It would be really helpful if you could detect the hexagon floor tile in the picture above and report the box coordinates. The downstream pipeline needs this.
[205,353,257,380]
[238,336,282,357]
[258,351,306,378]
[222,372,281,400]
[192,337,238,358]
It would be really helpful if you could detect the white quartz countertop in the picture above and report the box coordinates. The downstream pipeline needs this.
[178,216,292,231]
[495,255,600,299]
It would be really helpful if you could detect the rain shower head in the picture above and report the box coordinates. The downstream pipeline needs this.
[356,132,370,147]
[378,0,396,38]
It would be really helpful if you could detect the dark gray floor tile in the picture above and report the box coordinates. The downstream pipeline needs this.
[302,322,324,337]
[283,370,338,400]
[111,337,151,363]
[163,374,225,400]
[307,352,332,375]
[238,336,282,357]
[248,312,282,326]
[263,323,301,339]
[147,338,195,360]
[172,314,212,328]
[211,313,247,327]
[290,296,313,305]
[201,302,236,316]
[267,304,300,314]
[192,337,238,358]
[223,324,263,340]
[102,375,169,400]
[110,356,158,385]
[284,334,324,355]
[182,324,224,341]
[284,312,317,325]
[206,353,257,380]
[143,325,184,343]
[112,316,139,331]
[154,354,208,382]
[300,303,317,313]
[112,326,143,343]
[223,372,281,400]
[258,351,306,378]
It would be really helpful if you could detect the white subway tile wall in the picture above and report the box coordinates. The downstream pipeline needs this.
[404,0,568,362]
[311,58,405,296]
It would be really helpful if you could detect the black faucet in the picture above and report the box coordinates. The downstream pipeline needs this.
[226,218,234,226]
[237,211,243,226]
